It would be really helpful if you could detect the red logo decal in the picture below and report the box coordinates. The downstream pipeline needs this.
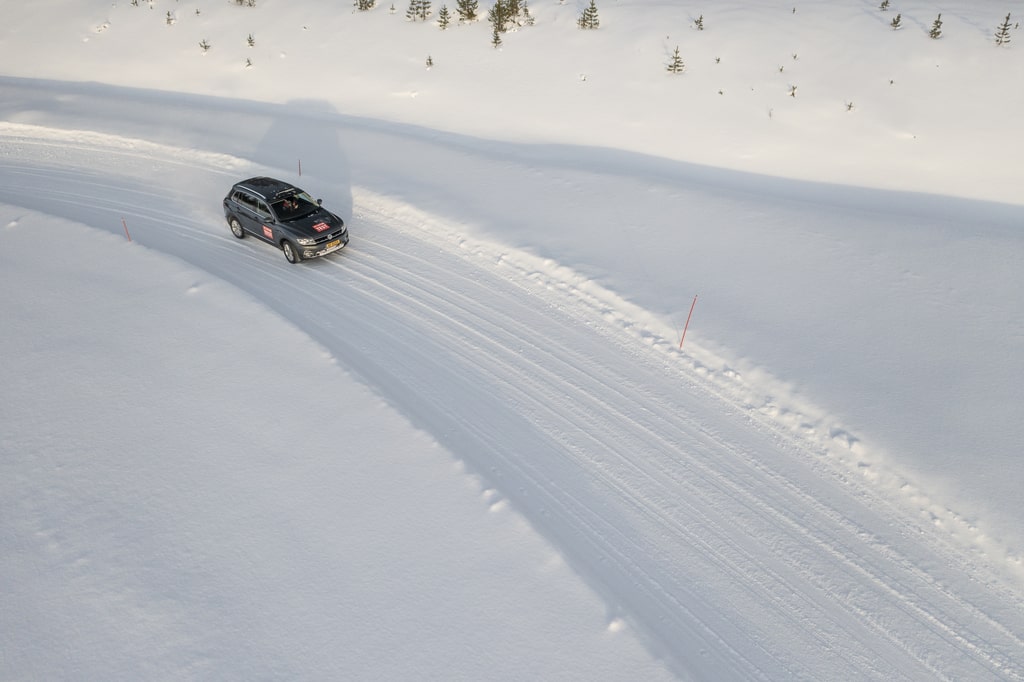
[312,222,330,233]
[263,226,273,239]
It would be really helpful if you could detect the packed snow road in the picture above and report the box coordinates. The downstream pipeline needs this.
[3,104,1024,679]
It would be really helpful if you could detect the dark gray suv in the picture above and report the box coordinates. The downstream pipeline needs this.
[223,177,349,263]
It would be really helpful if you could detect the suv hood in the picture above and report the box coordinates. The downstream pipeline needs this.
[285,210,344,237]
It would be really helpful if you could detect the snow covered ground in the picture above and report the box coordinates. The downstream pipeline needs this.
[2,1,1023,679]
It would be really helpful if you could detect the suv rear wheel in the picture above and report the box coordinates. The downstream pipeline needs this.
[229,217,245,239]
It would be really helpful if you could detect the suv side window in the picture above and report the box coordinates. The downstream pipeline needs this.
[234,191,258,212]
[255,200,273,221]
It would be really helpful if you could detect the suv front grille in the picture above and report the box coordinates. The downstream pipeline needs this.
[312,229,345,245]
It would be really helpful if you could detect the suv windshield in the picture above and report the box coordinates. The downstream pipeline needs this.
[272,192,317,221]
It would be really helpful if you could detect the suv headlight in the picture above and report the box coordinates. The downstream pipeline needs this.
[296,237,315,245]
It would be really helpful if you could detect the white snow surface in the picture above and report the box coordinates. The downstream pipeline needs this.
[2,1,1023,680]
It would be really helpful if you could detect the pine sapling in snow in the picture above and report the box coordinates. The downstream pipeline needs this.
[487,0,531,32]
[521,0,534,26]
[456,0,478,22]
[489,0,512,32]
[407,0,431,21]
[666,46,684,73]
[995,13,1012,45]
[578,0,600,30]
[488,1,508,33]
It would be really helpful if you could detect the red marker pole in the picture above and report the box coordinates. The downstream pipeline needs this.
[122,217,132,242]
[679,294,698,350]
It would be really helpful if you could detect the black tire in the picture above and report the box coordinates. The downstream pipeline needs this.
[229,217,245,239]
[282,240,300,264]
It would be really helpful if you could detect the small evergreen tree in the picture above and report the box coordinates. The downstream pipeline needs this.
[485,0,533,32]
[488,0,510,32]
[438,4,451,28]
[354,0,376,10]
[491,25,502,47]
[456,0,478,21]
[929,13,942,39]
[418,0,432,19]
[426,55,434,67]
[694,14,704,31]
[578,0,599,29]
[666,46,684,73]
[485,1,505,31]
[879,0,889,10]
[890,13,902,30]
[491,0,520,31]
[995,13,1012,45]
[247,33,255,46]
[406,0,421,20]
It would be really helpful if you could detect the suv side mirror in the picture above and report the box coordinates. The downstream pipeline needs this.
[317,198,323,206]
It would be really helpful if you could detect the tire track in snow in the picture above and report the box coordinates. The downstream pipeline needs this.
[331,243,893,678]
[330,229,908,676]
[323,198,1024,681]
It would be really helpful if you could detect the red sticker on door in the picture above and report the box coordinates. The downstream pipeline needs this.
[312,222,330,233]
[263,226,273,239]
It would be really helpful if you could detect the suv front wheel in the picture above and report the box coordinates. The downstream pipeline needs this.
[282,240,300,264]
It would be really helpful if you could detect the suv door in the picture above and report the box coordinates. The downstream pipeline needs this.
[233,190,261,235]
[254,200,276,243]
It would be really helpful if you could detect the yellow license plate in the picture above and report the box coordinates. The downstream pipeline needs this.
[326,239,341,249]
